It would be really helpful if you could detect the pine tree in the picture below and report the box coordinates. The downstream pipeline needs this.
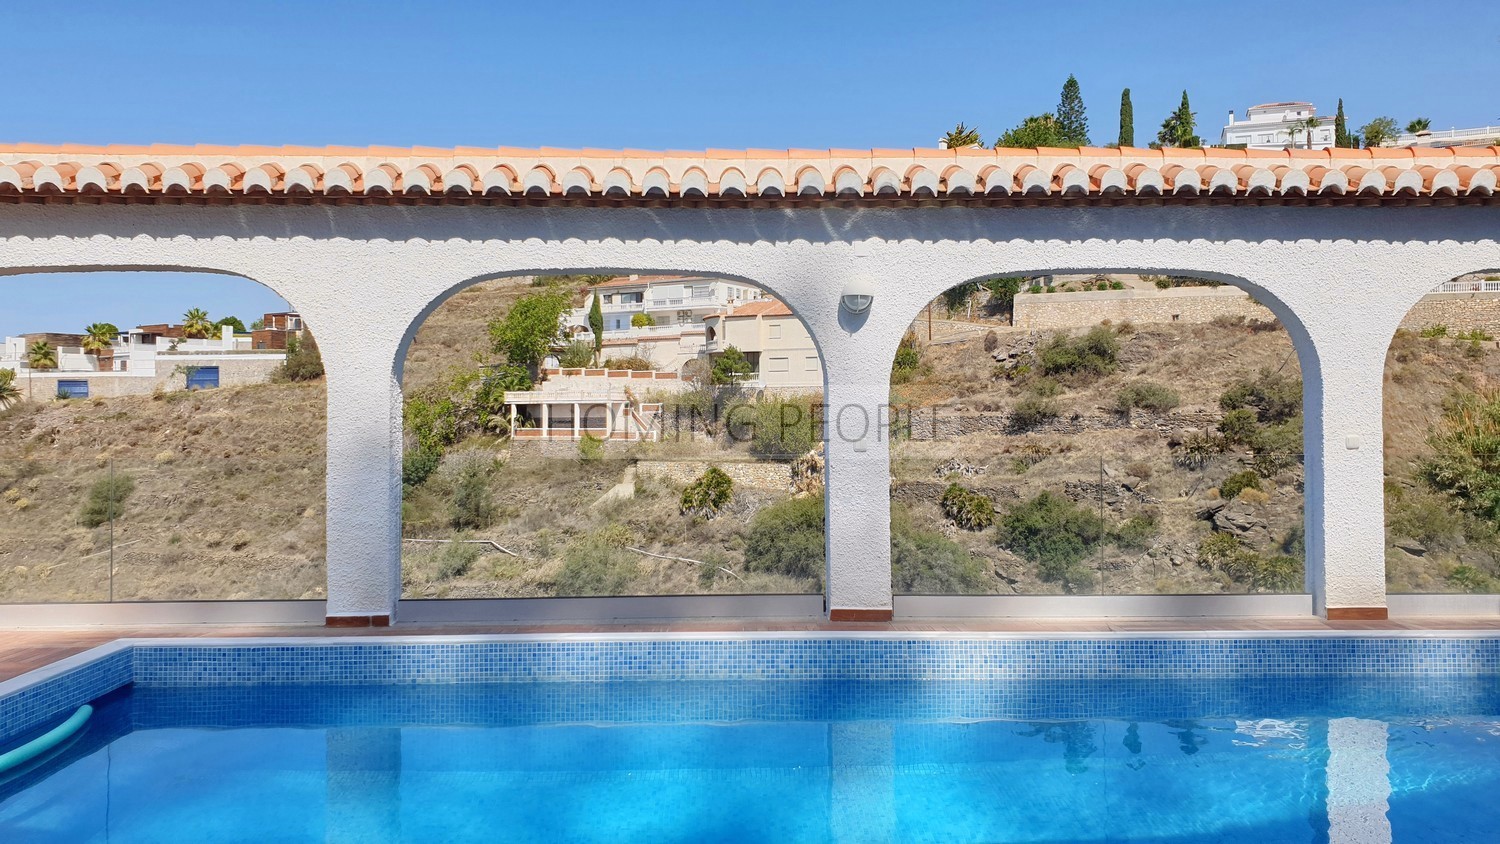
[1056,75,1089,146]
[1118,88,1134,148]
[1333,98,1351,148]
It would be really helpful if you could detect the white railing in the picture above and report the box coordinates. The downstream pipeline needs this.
[1388,126,1500,147]
[645,293,717,308]
[1435,279,1500,293]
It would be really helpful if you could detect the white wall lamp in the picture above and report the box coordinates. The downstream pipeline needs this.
[840,276,875,315]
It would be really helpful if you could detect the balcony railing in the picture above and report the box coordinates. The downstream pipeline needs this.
[1435,279,1500,293]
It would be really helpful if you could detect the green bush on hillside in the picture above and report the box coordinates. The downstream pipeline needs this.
[1219,370,1302,424]
[996,491,1105,593]
[558,340,595,368]
[1425,389,1500,522]
[1116,381,1180,414]
[450,462,495,530]
[80,473,135,528]
[746,395,821,459]
[1219,470,1262,500]
[555,534,640,596]
[402,446,443,490]
[940,483,995,530]
[1009,395,1059,432]
[891,511,989,594]
[744,495,825,583]
[680,467,733,518]
[1038,327,1119,380]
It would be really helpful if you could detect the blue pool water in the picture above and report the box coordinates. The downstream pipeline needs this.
[3,676,1499,843]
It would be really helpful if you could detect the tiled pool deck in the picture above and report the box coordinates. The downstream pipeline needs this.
[6,617,1500,683]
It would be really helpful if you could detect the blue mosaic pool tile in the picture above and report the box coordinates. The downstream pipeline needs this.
[126,636,1500,687]
[0,647,132,745]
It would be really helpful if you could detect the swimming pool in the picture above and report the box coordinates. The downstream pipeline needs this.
[2,633,1497,843]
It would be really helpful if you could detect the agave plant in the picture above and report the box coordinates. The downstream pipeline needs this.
[0,368,19,408]
[942,123,983,149]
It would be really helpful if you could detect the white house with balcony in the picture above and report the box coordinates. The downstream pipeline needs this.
[1222,102,1335,150]
[566,275,766,373]
[702,299,822,392]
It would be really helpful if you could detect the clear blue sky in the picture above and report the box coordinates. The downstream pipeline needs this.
[3,0,1496,336]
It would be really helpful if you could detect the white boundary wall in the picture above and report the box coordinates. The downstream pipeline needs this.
[1,202,1497,621]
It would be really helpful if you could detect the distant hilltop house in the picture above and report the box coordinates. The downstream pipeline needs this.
[0,311,304,400]
[1221,102,1335,150]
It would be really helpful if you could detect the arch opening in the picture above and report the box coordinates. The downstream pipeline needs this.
[886,270,1312,600]
[396,270,829,602]
[0,269,327,604]
[1383,268,1500,596]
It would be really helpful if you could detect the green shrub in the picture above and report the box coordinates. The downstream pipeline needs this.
[554,536,640,596]
[746,395,821,459]
[1174,431,1225,468]
[1219,470,1262,500]
[1425,389,1500,521]
[1038,327,1119,380]
[1197,532,1252,573]
[402,446,443,489]
[891,330,923,384]
[1448,565,1498,594]
[997,491,1104,592]
[450,462,494,530]
[1456,328,1494,342]
[1386,485,1464,547]
[680,467,733,518]
[1254,555,1304,591]
[630,312,656,328]
[1116,381,1180,414]
[434,542,482,580]
[1219,370,1302,424]
[1010,395,1059,432]
[1419,324,1449,339]
[1217,408,1260,444]
[711,346,754,385]
[80,473,134,528]
[272,334,325,382]
[578,432,604,462]
[744,495,825,583]
[891,513,988,594]
[558,340,595,368]
[601,355,656,371]
[940,483,995,530]
[405,395,460,453]
[1115,514,1157,550]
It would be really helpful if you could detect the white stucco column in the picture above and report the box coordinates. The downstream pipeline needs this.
[1293,275,1404,620]
[322,364,404,624]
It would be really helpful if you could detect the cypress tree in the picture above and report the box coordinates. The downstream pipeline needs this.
[1334,98,1350,148]
[1118,88,1134,148]
[587,291,604,362]
[1056,75,1089,146]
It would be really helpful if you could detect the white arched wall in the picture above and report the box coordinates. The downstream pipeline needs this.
[1,202,1495,621]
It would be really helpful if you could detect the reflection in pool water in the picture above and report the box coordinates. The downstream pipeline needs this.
[1,679,1496,843]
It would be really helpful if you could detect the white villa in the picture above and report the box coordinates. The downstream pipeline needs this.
[565,275,765,373]
[1221,102,1335,150]
[702,298,821,391]
[0,313,299,399]
[505,367,686,442]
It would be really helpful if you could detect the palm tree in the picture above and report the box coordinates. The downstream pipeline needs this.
[1287,116,1323,149]
[0,368,19,409]
[1406,117,1431,134]
[27,341,57,371]
[81,322,118,354]
[942,123,983,149]
[182,308,213,339]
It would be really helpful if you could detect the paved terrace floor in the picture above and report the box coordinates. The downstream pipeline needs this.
[7,618,1500,684]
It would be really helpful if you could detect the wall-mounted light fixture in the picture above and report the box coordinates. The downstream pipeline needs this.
[840,277,874,315]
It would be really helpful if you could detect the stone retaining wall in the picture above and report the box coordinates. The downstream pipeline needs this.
[1398,292,1500,334]
[635,459,792,491]
[1012,287,1273,332]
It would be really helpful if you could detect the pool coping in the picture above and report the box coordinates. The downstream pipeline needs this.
[11,627,1500,702]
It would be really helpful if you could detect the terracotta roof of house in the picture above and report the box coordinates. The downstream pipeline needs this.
[708,299,795,320]
[1,142,1495,205]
